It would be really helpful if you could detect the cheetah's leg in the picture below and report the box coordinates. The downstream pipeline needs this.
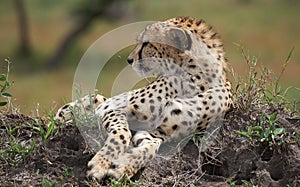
[105,131,162,179]
[104,98,203,179]
[87,109,132,180]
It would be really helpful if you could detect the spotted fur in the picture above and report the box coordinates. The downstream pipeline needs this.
[54,17,233,180]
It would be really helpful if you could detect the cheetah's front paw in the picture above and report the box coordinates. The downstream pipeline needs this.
[87,154,111,180]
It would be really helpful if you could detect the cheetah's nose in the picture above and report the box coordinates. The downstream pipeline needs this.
[127,58,134,64]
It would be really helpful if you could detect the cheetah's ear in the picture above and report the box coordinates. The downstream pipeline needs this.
[168,28,192,51]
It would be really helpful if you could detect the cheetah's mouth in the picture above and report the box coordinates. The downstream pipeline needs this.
[132,59,154,77]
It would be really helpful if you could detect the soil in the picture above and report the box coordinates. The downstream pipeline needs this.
[0,106,299,186]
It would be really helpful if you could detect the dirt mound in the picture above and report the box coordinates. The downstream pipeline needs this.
[0,108,299,186]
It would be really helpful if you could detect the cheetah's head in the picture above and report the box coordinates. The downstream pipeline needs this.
[127,20,192,77]
[127,17,227,85]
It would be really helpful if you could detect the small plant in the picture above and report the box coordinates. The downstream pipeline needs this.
[61,166,74,178]
[0,138,35,166]
[42,179,56,187]
[232,45,298,114]
[236,112,287,146]
[0,58,13,107]
[30,118,55,142]
[227,178,238,187]
[241,179,255,187]
[109,176,144,187]
[0,122,36,166]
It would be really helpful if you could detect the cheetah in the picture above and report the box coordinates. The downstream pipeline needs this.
[54,17,233,180]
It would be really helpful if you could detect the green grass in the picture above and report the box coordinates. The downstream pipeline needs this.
[0,58,13,107]
[235,112,287,146]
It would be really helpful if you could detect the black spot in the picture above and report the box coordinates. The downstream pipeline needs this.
[102,116,109,122]
[163,117,168,123]
[188,65,196,69]
[59,112,63,117]
[150,105,155,112]
[122,140,127,144]
[62,105,69,109]
[189,85,195,90]
[133,104,139,109]
[110,164,117,169]
[152,85,157,89]
[200,86,205,91]
[171,109,182,115]
[197,126,205,131]
[202,101,207,105]
[181,121,188,126]
[190,100,197,104]
[113,119,117,123]
[159,106,163,114]
[196,19,203,26]
[187,111,193,117]
[104,122,110,129]
[157,127,166,136]
[197,121,203,126]
[149,93,153,98]
[203,114,207,119]
[172,125,178,130]
[210,33,217,39]
[112,130,117,134]
[157,96,162,101]
[104,105,109,110]
[141,98,145,103]
[208,96,213,99]
[120,135,124,140]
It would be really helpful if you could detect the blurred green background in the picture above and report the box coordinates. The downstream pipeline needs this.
[0,0,299,115]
